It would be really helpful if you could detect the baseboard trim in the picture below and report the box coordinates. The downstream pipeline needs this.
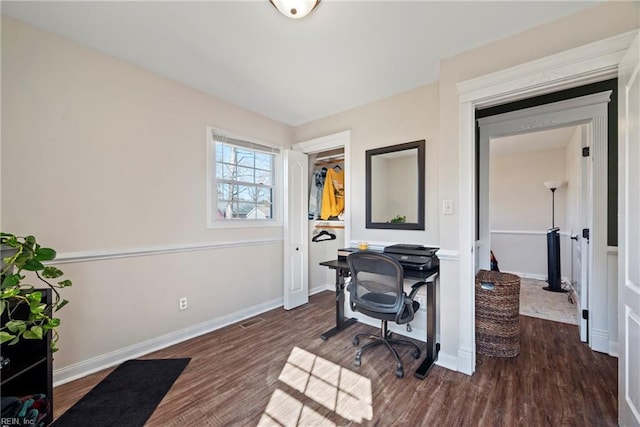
[53,296,284,386]
[590,328,610,354]
[457,347,474,375]
[435,351,458,372]
[309,284,333,296]
[608,340,619,357]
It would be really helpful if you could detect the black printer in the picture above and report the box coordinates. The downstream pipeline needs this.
[383,244,439,271]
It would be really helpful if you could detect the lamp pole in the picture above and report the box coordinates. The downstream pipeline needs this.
[550,187,556,228]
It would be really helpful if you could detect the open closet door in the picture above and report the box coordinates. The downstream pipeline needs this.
[618,31,640,427]
[284,149,309,310]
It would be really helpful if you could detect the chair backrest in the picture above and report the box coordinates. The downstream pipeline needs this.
[347,252,405,315]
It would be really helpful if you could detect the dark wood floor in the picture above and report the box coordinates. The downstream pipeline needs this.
[53,291,618,426]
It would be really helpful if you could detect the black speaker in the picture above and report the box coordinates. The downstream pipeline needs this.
[544,227,567,293]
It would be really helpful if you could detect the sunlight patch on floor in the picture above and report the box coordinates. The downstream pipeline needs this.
[258,346,373,426]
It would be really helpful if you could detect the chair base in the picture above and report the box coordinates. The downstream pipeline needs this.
[353,320,421,378]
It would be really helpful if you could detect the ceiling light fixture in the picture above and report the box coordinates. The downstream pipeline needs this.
[269,0,321,19]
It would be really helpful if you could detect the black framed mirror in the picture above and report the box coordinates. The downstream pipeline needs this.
[366,140,425,230]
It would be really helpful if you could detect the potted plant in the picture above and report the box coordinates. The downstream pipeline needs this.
[1,232,72,353]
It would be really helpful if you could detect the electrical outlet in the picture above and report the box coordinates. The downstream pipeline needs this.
[179,297,188,311]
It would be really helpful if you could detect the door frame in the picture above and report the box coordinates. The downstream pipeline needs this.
[477,91,611,351]
[291,130,352,247]
[456,30,637,375]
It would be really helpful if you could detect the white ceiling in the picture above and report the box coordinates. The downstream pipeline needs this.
[1,1,602,126]
[490,126,578,156]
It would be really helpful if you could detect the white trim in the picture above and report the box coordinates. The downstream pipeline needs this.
[435,351,458,372]
[435,249,460,261]
[53,295,284,386]
[591,328,610,353]
[309,284,333,295]
[490,229,572,236]
[457,31,636,105]
[52,238,283,264]
[457,31,635,376]
[291,130,351,154]
[294,130,352,247]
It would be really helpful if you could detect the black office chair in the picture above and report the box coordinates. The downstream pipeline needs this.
[347,252,427,378]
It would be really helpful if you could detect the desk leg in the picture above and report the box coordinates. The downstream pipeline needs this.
[415,280,439,379]
[320,268,358,340]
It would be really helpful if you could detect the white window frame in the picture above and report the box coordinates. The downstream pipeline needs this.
[206,126,282,228]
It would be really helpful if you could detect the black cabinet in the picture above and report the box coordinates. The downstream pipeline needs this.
[1,288,53,427]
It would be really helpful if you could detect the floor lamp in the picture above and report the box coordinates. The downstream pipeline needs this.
[543,181,567,293]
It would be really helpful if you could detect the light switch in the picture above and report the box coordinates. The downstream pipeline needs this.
[443,200,453,215]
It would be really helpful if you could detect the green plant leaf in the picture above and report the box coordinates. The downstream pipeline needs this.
[34,247,56,262]
[47,317,60,328]
[57,279,72,287]
[23,325,43,340]
[0,299,5,315]
[6,320,26,334]
[0,331,16,344]
[42,266,63,279]
[56,299,69,311]
[1,273,20,288]
[23,259,45,271]
[27,291,43,303]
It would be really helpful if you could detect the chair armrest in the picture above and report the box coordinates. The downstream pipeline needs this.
[395,295,416,324]
[408,281,429,300]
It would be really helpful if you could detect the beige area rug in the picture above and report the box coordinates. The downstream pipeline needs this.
[519,278,578,325]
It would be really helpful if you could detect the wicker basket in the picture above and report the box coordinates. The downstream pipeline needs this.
[475,269,521,357]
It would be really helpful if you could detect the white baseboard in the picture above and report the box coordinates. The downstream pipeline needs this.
[435,351,458,372]
[309,284,333,296]
[608,340,619,357]
[590,328,610,354]
[53,296,284,386]
[457,347,474,375]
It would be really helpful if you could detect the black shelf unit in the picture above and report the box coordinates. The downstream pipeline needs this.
[1,288,53,426]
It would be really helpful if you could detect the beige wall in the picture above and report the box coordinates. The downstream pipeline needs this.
[490,148,567,232]
[489,147,570,278]
[1,16,292,372]
[294,83,440,247]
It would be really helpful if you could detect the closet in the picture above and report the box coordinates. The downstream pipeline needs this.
[307,149,346,293]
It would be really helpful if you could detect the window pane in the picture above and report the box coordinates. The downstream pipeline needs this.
[258,203,273,219]
[255,153,272,170]
[220,143,234,163]
[254,187,271,204]
[255,169,272,185]
[235,166,254,183]
[236,149,255,167]
[236,185,254,202]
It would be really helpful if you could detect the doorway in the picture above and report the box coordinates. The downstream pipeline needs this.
[488,125,585,328]
[477,91,611,352]
[284,131,351,307]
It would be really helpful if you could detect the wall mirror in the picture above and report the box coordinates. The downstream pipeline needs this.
[366,140,425,230]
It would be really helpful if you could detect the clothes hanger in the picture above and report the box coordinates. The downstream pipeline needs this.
[333,164,342,171]
[312,230,336,242]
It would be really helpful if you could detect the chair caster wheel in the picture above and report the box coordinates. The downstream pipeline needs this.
[352,337,359,346]
[406,324,412,332]
[412,349,421,359]
[354,357,361,367]
[395,368,404,378]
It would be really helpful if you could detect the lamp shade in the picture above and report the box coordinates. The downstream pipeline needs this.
[269,0,321,19]
[544,181,564,190]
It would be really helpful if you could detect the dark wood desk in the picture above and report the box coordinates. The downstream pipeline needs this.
[319,258,439,379]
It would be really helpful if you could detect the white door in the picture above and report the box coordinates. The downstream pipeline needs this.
[577,125,592,343]
[283,149,309,310]
[618,31,640,427]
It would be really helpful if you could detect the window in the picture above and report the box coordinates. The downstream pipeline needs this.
[207,128,280,227]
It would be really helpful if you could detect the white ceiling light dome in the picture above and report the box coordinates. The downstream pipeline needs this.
[269,0,321,19]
